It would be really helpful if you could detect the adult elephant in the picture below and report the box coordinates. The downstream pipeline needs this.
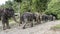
[20,11,34,29]
[0,8,18,30]
[41,14,56,22]
[33,12,41,24]
[20,11,41,29]
[41,14,49,22]
[48,15,56,21]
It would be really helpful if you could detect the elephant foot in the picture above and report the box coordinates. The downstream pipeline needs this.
[38,22,41,24]
[19,24,22,26]
[7,26,11,29]
[37,21,41,24]
[23,26,26,29]
[3,27,6,30]
[31,23,33,27]
[3,28,6,30]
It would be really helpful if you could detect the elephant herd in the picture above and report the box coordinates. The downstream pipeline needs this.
[20,10,56,29]
[0,8,56,30]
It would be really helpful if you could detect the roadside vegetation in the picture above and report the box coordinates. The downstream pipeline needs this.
[51,24,60,30]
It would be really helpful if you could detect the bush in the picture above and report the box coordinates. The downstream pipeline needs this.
[45,0,60,19]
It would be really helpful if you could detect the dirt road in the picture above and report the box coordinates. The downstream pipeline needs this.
[0,20,60,34]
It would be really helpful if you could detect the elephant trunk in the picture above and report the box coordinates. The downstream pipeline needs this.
[12,15,19,23]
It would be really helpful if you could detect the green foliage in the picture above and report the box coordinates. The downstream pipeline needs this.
[5,1,13,8]
[20,0,48,14]
[45,0,60,19]
[14,0,22,3]
[12,1,19,12]
[0,0,48,13]
[1,0,60,19]
[0,0,20,13]
[51,24,60,30]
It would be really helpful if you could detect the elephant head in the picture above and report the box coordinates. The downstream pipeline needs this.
[0,8,19,30]
[5,8,19,23]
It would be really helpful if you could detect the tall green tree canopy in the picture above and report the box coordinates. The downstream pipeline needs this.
[45,0,60,19]
[0,0,60,19]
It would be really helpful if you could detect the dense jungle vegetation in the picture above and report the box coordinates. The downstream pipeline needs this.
[0,0,60,19]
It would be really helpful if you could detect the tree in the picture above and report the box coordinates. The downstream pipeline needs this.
[45,0,60,19]
[5,1,13,8]
[14,0,22,3]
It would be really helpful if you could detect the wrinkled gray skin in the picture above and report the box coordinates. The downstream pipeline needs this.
[0,8,18,30]
[42,14,49,22]
[20,12,41,29]
[48,15,56,21]
[41,14,56,22]
[33,13,41,24]
[20,12,34,29]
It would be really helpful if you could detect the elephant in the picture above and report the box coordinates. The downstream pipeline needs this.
[0,14,1,20]
[33,12,41,24]
[20,11,42,29]
[20,12,34,29]
[41,14,56,22]
[48,15,56,21]
[41,14,49,22]
[0,8,18,30]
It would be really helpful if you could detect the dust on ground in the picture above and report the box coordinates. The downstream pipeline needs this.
[0,20,60,34]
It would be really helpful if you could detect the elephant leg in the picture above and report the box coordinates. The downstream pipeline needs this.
[20,19,23,24]
[36,18,40,24]
[6,22,10,29]
[6,23,10,29]
[23,22,27,29]
[37,17,41,24]
[23,19,27,29]
[2,19,6,30]
[19,21,22,26]
[1,17,6,30]
[38,20,41,24]
[37,20,40,24]
[6,19,10,29]
[2,22,6,30]
[31,21,33,27]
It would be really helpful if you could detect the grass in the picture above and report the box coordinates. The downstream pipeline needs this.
[54,24,60,28]
[51,24,60,30]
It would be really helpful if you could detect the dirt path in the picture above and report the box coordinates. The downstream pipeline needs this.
[0,20,60,34]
